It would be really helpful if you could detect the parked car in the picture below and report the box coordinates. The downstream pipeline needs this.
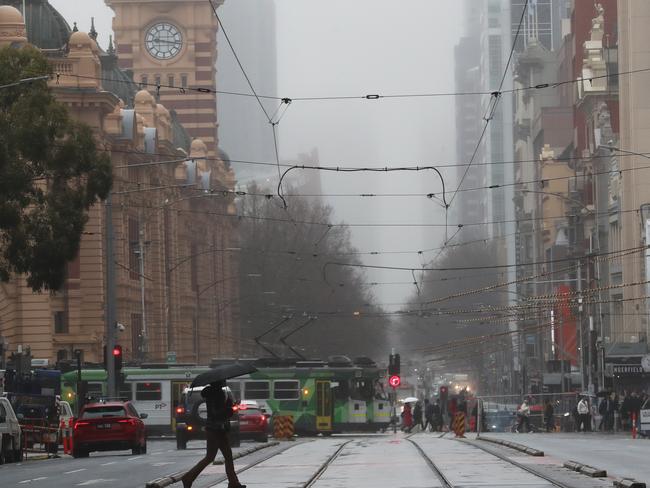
[72,401,147,458]
[0,396,23,464]
[237,404,268,443]
[175,386,240,450]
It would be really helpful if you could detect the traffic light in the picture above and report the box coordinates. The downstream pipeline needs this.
[388,375,401,388]
[388,353,400,376]
[112,345,123,371]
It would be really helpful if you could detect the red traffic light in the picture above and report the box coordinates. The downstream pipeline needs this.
[388,375,401,387]
[440,386,448,394]
[112,346,122,356]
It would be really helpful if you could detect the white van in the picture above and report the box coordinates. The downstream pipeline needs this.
[0,396,23,464]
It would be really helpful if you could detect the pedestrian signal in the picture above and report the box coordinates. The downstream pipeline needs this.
[388,375,401,388]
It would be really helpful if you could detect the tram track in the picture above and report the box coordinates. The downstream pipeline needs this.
[302,440,352,488]
[409,436,584,488]
[406,438,454,488]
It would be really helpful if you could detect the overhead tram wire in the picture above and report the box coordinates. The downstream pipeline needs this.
[50,65,650,105]
[448,0,528,207]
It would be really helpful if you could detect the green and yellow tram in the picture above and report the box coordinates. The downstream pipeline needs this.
[61,358,390,435]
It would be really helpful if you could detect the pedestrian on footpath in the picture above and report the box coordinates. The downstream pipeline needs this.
[544,400,554,432]
[516,399,531,433]
[181,381,246,488]
[401,402,413,432]
[413,401,423,431]
[433,400,443,431]
[577,397,590,432]
[423,399,434,432]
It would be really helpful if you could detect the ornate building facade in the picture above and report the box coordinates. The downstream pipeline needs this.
[0,2,240,366]
[106,0,222,157]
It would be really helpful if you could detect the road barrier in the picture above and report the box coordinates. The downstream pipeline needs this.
[21,424,59,457]
[452,412,466,438]
[273,415,295,440]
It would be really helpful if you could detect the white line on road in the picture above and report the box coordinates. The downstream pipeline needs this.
[127,456,143,461]
[99,461,117,466]
[152,461,176,467]
[19,477,48,484]
[64,468,87,474]
[77,479,116,485]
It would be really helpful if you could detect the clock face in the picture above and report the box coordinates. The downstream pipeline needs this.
[145,22,183,60]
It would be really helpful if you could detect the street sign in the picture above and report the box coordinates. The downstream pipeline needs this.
[640,409,650,432]
[388,375,401,387]
[166,351,177,364]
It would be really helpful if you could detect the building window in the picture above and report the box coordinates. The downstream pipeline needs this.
[181,74,188,88]
[135,382,162,401]
[54,311,68,334]
[168,74,174,87]
[154,74,161,87]
[141,74,148,87]
[57,349,68,361]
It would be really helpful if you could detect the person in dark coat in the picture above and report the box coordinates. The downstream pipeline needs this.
[423,399,434,432]
[413,401,423,431]
[432,401,443,431]
[182,381,245,488]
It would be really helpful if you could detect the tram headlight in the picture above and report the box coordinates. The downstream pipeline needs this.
[302,388,309,397]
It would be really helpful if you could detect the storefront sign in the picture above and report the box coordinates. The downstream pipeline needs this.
[612,364,644,375]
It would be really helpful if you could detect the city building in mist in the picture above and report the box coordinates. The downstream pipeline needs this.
[216,0,279,186]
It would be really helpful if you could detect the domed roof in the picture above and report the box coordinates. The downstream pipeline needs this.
[190,139,207,154]
[0,5,24,23]
[218,147,231,170]
[156,103,170,117]
[68,30,92,47]
[134,89,154,105]
[3,0,71,50]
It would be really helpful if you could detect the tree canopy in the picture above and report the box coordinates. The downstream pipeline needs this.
[237,184,389,360]
[0,46,112,290]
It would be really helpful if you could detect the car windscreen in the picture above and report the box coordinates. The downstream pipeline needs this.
[81,406,126,419]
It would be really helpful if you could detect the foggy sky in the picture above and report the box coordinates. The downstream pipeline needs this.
[48,0,463,310]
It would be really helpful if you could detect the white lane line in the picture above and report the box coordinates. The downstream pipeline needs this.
[64,468,87,474]
[100,461,117,466]
[19,477,48,484]
[77,479,116,486]
[127,456,143,461]
[152,461,176,467]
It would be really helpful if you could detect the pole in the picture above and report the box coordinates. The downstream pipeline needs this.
[577,261,585,392]
[138,211,147,361]
[105,195,116,398]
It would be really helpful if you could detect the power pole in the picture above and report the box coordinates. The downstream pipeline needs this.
[105,195,116,398]
[137,210,147,361]
[577,261,585,392]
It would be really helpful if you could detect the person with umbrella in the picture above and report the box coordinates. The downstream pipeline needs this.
[181,363,254,488]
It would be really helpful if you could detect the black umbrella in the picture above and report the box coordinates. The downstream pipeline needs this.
[190,362,257,388]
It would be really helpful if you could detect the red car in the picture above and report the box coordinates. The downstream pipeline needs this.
[237,404,268,443]
[72,401,148,458]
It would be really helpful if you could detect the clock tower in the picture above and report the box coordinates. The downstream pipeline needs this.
[105,0,222,156]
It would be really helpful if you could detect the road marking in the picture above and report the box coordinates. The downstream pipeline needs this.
[64,469,87,474]
[127,456,143,461]
[100,461,117,466]
[152,461,176,467]
[77,479,116,486]
[19,477,48,484]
